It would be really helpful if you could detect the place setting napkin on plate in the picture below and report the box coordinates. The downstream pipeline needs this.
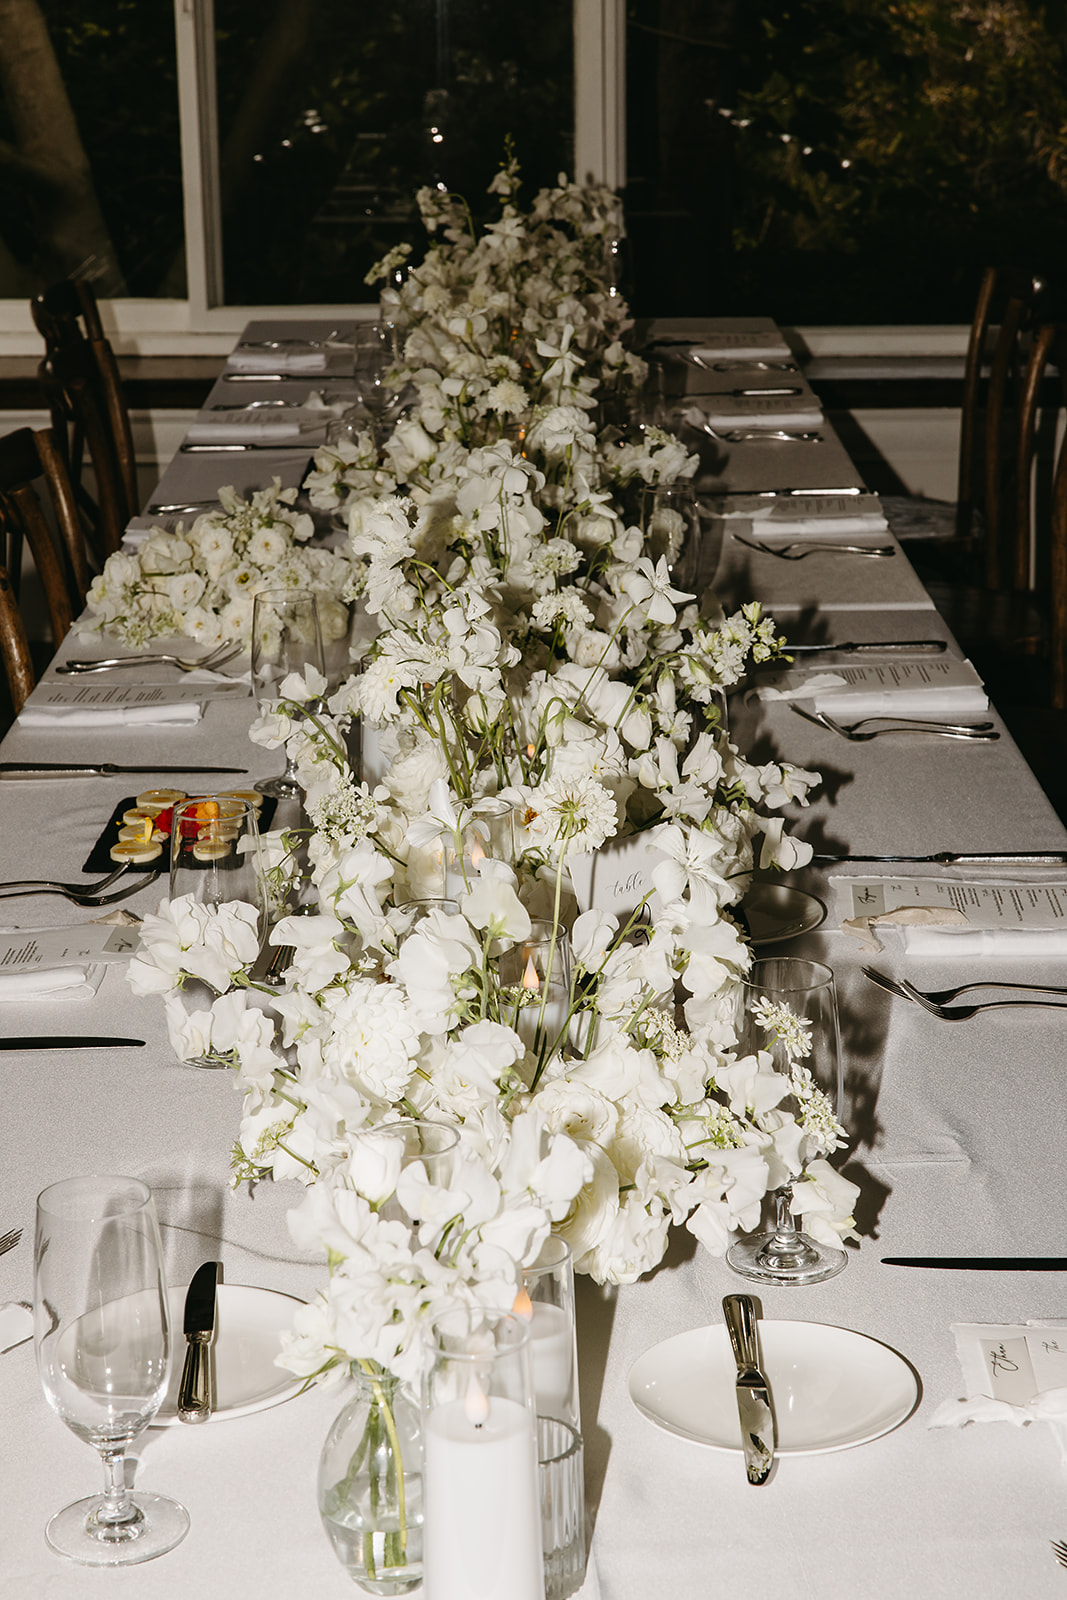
[225,346,330,373]
[18,701,203,728]
[722,493,890,537]
[694,393,825,430]
[185,410,332,443]
[755,658,989,720]
[0,964,104,1001]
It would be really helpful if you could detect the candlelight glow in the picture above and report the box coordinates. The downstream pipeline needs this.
[469,838,486,868]
[464,1377,490,1428]
[512,1287,534,1322]
[522,954,540,993]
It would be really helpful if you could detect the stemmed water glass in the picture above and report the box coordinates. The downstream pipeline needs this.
[251,588,325,799]
[33,1175,189,1566]
[725,957,848,1285]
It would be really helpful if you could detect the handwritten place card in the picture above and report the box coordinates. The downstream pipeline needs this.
[951,1322,1067,1406]
[567,833,662,922]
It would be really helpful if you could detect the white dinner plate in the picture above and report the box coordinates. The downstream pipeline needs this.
[628,1320,919,1454]
[744,882,826,944]
[155,1283,306,1425]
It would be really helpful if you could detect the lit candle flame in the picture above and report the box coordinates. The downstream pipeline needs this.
[512,1287,533,1322]
[522,954,540,993]
[465,1376,490,1429]
[469,839,486,868]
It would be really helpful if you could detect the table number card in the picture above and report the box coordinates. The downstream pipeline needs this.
[568,833,662,922]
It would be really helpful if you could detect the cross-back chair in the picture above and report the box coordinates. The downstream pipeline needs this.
[884,265,1047,591]
[31,278,139,559]
[0,427,84,717]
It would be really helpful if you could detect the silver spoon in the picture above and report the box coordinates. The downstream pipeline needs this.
[732,533,895,560]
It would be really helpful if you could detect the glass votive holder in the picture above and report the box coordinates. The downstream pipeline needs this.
[499,921,572,1062]
[644,482,701,592]
[345,1118,461,1219]
[537,1416,586,1600]
[441,798,517,897]
[421,1308,544,1600]
[517,1237,579,1430]
[168,796,265,924]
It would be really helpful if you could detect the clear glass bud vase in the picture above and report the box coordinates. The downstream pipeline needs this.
[318,1366,424,1595]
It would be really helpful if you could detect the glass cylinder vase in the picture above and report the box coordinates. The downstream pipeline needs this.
[318,1366,424,1596]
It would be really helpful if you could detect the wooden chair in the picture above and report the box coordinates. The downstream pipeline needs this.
[882,265,1047,589]
[0,427,83,717]
[31,279,139,558]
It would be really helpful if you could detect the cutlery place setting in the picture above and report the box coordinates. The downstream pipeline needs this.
[791,704,999,741]
[733,532,895,560]
[0,861,157,906]
[863,966,1067,1019]
[57,640,243,676]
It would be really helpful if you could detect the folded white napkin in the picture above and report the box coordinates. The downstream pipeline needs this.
[691,337,792,361]
[0,965,103,1000]
[226,347,328,373]
[810,684,989,719]
[0,1302,32,1352]
[19,702,202,728]
[686,400,824,430]
[185,412,326,442]
[898,926,1067,957]
[750,511,889,537]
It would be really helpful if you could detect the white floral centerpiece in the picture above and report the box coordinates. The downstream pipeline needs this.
[127,162,860,1397]
[76,481,352,650]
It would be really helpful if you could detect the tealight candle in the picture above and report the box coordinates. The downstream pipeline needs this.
[513,1288,573,1421]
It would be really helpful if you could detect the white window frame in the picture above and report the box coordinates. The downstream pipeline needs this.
[0,0,967,361]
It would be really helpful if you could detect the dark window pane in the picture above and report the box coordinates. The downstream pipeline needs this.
[214,0,574,305]
[0,1,183,297]
[625,0,1067,324]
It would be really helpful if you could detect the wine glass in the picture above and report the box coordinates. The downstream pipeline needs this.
[251,588,325,799]
[725,957,848,1286]
[644,482,703,594]
[33,1175,189,1566]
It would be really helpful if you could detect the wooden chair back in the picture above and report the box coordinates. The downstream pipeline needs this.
[31,279,139,541]
[0,428,81,704]
[957,266,1047,589]
[36,340,128,566]
[0,562,35,719]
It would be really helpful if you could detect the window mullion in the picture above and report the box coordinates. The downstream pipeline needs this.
[174,0,223,320]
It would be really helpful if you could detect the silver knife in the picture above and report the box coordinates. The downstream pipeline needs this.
[784,640,946,655]
[0,1036,145,1049]
[812,850,1067,864]
[177,1261,220,1423]
[722,1295,776,1485]
[179,442,314,453]
[694,386,803,397]
[883,1256,1067,1270]
[0,762,249,777]
[144,500,223,514]
[704,486,863,498]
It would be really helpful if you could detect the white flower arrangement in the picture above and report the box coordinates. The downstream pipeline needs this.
[77,481,352,650]
[127,163,860,1388]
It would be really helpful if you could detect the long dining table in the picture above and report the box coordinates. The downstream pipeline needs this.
[5,319,1067,1599]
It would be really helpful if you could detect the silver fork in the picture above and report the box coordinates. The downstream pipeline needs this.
[864,969,1067,1020]
[733,533,895,560]
[57,641,241,676]
[0,868,161,907]
[0,863,132,898]
[791,705,999,742]
[0,1227,22,1257]
[1051,1539,1067,1568]
[695,420,824,444]
[864,968,1067,1007]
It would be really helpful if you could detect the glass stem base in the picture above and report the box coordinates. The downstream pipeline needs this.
[726,1186,847,1286]
[46,1491,190,1566]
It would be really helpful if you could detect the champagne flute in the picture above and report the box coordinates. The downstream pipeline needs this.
[725,958,848,1285]
[251,588,325,799]
[33,1176,189,1565]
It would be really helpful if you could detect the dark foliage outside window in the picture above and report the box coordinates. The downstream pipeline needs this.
[626,0,1067,323]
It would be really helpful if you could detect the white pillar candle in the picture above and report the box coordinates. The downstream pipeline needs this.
[527,1301,573,1421]
[422,1393,544,1600]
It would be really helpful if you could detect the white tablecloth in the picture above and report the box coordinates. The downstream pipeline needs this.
[5,320,1067,1599]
